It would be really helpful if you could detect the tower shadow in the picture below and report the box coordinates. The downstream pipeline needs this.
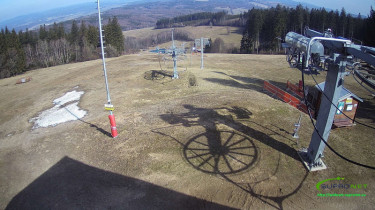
[157,105,308,210]
[183,130,258,175]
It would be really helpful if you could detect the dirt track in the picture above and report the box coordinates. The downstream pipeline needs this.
[1,53,374,209]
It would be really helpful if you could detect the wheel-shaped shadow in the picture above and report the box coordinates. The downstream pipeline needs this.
[184,130,257,175]
[157,104,309,209]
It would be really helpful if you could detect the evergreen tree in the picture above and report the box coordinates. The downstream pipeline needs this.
[70,20,79,44]
[339,8,347,37]
[319,8,328,31]
[0,29,5,52]
[346,14,354,39]
[353,13,365,43]
[0,29,26,77]
[272,5,288,52]
[240,31,252,53]
[364,6,375,46]
[57,23,65,39]
[0,29,6,78]
[80,21,88,39]
[49,22,59,40]
[104,17,124,56]
[70,20,80,61]
[240,4,373,53]
[39,25,48,40]
[79,20,88,48]
[243,8,264,53]
[87,25,99,47]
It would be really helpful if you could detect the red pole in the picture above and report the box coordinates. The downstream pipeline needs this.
[299,80,303,92]
[108,114,118,138]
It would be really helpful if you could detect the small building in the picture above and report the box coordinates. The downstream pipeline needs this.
[306,82,363,128]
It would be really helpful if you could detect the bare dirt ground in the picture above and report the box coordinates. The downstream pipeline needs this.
[0,53,374,209]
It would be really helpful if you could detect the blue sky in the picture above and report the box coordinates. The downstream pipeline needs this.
[295,0,374,16]
[0,0,374,21]
[0,0,93,21]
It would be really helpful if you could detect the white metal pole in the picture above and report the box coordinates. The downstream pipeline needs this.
[97,0,112,107]
[97,0,118,138]
[172,29,178,79]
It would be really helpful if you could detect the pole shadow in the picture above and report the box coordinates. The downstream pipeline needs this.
[64,106,112,137]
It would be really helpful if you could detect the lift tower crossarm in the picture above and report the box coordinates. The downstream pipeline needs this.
[305,37,351,69]
[347,46,375,67]
[305,28,375,67]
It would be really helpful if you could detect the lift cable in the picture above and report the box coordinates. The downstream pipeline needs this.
[351,71,375,95]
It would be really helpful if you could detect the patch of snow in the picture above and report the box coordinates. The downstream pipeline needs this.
[30,90,87,129]
[31,102,87,128]
[53,90,84,106]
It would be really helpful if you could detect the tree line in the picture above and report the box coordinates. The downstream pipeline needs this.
[125,30,193,54]
[240,5,375,54]
[155,11,246,29]
[0,17,124,79]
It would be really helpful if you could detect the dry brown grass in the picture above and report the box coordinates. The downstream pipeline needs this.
[123,26,243,48]
[0,53,374,209]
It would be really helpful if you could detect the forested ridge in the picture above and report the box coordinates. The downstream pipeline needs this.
[240,5,375,54]
[155,11,246,29]
[0,17,124,79]
[2,4,375,79]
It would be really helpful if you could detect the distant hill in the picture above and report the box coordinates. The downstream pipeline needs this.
[1,0,321,31]
[0,0,130,31]
[87,0,316,31]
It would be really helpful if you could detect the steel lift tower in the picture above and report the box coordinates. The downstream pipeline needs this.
[195,38,210,69]
[284,28,375,171]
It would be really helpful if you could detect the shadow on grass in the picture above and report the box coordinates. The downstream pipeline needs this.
[206,71,288,92]
[6,157,234,210]
[208,71,375,124]
[231,28,244,35]
[183,130,258,175]
[64,107,112,138]
[355,99,375,123]
[144,70,173,80]
[156,105,308,210]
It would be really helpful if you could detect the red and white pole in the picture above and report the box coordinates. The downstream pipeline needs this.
[108,114,118,138]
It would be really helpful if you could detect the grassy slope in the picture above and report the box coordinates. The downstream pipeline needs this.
[0,53,374,209]
[123,26,243,49]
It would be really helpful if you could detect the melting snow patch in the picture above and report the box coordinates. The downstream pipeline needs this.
[30,90,87,129]
[53,90,84,106]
